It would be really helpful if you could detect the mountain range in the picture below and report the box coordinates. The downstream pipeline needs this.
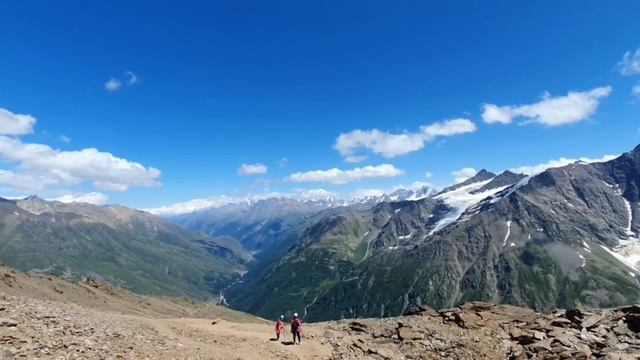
[0,196,249,298]
[3,144,640,323]
[222,146,640,321]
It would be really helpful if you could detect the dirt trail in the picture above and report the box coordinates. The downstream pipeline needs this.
[133,316,333,359]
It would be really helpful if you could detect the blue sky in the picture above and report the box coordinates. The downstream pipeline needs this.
[1,1,640,212]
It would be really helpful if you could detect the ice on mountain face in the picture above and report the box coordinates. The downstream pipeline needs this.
[510,242,516,247]
[502,220,512,246]
[429,178,508,236]
[583,240,591,253]
[490,176,531,204]
[398,233,413,240]
[13,212,19,216]
[394,209,401,214]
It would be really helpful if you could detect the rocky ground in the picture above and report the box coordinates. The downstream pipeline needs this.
[321,302,640,359]
[0,266,638,359]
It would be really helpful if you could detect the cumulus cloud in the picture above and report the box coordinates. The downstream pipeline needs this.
[392,181,434,192]
[452,167,478,183]
[288,164,404,185]
[618,48,640,76]
[293,188,337,200]
[482,86,612,126]
[0,136,160,192]
[51,192,109,205]
[510,155,618,176]
[334,118,476,162]
[144,192,288,216]
[0,108,161,192]
[0,108,36,136]
[238,163,268,176]
[60,134,71,144]
[144,196,235,216]
[352,188,386,199]
[633,83,640,99]
[105,78,122,92]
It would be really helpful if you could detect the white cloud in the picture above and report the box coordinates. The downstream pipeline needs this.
[392,181,434,192]
[352,188,385,199]
[0,108,36,136]
[105,78,122,92]
[288,164,404,185]
[238,163,268,176]
[60,134,71,144]
[51,192,109,205]
[618,48,640,76]
[452,167,477,183]
[277,157,288,167]
[334,118,476,162]
[425,171,433,178]
[482,86,612,126]
[420,118,477,138]
[293,188,337,200]
[0,169,58,190]
[144,192,289,216]
[105,71,139,91]
[510,155,618,176]
[144,196,235,216]
[632,83,640,99]
[0,109,161,193]
[125,71,138,85]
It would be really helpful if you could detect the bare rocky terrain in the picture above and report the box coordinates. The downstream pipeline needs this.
[0,265,639,359]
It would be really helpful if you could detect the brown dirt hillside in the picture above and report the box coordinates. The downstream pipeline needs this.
[0,266,639,359]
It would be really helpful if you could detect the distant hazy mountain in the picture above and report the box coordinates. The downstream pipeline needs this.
[0,196,249,298]
[228,146,640,321]
[166,186,436,256]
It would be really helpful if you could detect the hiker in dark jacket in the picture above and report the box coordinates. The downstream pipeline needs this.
[291,312,302,345]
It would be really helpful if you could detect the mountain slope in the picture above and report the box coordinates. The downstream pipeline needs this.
[228,149,640,321]
[0,197,248,298]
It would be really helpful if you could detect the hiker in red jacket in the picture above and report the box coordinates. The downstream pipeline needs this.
[275,315,285,340]
[291,312,302,345]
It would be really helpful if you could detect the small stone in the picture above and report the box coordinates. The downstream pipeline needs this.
[604,353,637,360]
[581,314,604,329]
[529,339,552,352]
[0,318,17,327]
[572,351,589,360]
[558,351,573,359]
[397,327,422,341]
[533,331,546,340]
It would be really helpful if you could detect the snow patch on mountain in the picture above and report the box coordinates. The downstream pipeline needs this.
[429,178,508,235]
[600,240,640,272]
[621,197,634,236]
[502,220,512,246]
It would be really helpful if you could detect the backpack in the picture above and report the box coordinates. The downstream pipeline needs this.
[291,318,301,331]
